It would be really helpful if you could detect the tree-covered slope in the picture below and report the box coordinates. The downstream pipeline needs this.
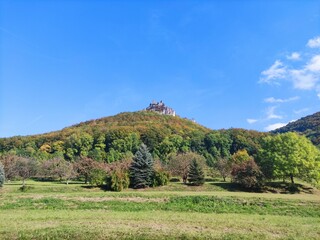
[0,111,267,164]
[273,112,320,146]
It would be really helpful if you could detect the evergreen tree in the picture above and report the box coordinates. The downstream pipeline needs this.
[0,163,5,187]
[188,159,205,186]
[129,143,154,188]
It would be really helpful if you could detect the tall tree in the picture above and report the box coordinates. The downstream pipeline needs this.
[129,143,154,188]
[259,132,320,184]
[188,159,205,186]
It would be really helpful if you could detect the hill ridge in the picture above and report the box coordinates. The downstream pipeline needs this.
[273,111,320,146]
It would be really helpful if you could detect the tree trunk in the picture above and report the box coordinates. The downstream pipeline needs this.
[223,176,226,182]
[22,178,25,187]
[183,175,187,184]
[290,174,294,184]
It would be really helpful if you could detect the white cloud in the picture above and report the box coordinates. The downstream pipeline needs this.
[264,96,299,103]
[306,55,320,72]
[264,122,287,131]
[289,69,318,90]
[287,52,301,61]
[247,118,258,124]
[259,60,286,84]
[266,106,283,120]
[307,36,320,48]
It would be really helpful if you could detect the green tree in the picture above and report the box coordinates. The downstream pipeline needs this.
[188,159,205,186]
[65,132,94,158]
[232,149,252,164]
[259,132,320,184]
[204,132,232,161]
[129,143,154,188]
[89,169,106,186]
[0,163,5,187]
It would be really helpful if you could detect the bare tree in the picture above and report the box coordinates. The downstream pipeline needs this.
[0,154,19,180]
[168,152,206,184]
[14,157,38,187]
[216,157,232,182]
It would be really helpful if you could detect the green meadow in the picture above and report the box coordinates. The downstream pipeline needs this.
[1,180,320,240]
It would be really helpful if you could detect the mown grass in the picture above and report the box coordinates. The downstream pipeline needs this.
[1,180,320,239]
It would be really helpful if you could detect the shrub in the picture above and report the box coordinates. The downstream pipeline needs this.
[231,159,264,189]
[89,169,106,186]
[152,170,170,187]
[107,170,130,192]
[19,185,35,192]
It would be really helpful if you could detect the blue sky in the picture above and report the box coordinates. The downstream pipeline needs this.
[1,0,320,137]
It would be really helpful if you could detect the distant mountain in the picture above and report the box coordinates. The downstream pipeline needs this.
[273,112,320,146]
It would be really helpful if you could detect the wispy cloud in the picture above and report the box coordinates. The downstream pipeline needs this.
[260,37,320,98]
[293,108,309,114]
[264,122,287,131]
[247,118,258,124]
[264,96,299,103]
[287,52,301,61]
[266,106,283,120]
[259,60,286,85]
[307,36,320,48]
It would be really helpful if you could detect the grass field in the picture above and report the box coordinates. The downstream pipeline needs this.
[1,180,320,239]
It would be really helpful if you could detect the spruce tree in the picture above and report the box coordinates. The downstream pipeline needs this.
[0,163,5,187]
[129,143,154,189]
[188,159,205,186]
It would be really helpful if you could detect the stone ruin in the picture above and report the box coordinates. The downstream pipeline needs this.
[145,100,176,116]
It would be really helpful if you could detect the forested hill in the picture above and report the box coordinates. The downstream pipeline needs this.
[0,111,267,165]
[273,111,320,146]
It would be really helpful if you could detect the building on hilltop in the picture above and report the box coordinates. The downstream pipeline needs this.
[145,100,176,116]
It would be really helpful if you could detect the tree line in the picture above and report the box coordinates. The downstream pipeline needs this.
[1,132,319,190]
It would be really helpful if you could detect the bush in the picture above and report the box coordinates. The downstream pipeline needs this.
[152,170,170,187]
[19,185,35,192]
[89,169,106,186]
[169,177,180,182]
[107,170,130,192]
[0,164,5,187]
[231,159,264,189]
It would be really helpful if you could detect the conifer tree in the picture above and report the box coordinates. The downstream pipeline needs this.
[129,143,154,188]
[188,159,205,186]
[0,163,5,187]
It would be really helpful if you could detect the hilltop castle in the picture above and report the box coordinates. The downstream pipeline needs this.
[145,100,176,116]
